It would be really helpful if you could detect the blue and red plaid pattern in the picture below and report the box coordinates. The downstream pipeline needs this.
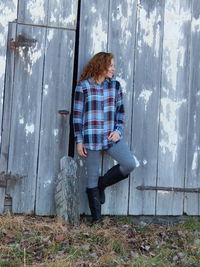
[73,78,125,150]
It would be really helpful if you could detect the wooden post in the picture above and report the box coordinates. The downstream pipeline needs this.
[55,156,80,226]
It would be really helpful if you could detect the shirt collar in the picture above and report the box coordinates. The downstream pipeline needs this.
[88,77,112,86]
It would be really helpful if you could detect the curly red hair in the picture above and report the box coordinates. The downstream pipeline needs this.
[79,52,114,82]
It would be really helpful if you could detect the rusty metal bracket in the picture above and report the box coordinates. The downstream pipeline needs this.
[58,110,70,115]
[137,185,200,193]
[8,34,37,50]
[0,172,27,188]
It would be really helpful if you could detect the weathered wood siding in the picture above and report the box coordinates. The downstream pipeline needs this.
[0,0,77,215]
[184,0,200,216]
[156,0,191,215]
[0,0,18,213]
[77,0,200,216]
[0,0,199,215]
[129,0,164,215]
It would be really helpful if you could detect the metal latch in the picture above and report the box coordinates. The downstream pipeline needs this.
[8,34,37,50]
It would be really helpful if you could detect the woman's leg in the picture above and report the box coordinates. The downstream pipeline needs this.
[107,139,136,175]
[85,150,102,222]
[85,150,101,188]
[98,139,136,204]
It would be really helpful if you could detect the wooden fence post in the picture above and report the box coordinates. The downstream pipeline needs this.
[55,156,79,225]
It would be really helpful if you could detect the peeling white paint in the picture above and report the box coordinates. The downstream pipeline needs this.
[0,2,17,29]
[138,88,152,111]
[50,13,56,23]
[47,29,54,42]
[0,33,5,46]
[191,151,198,171]
[60,14,76,26]
[143,159,147,165]
[116,76,127,94]
[27,0,45,24]
[43,180,52,188]
[21,44,43,75]
[28,45,42,65]
[91,7,96,13]
[90,16,107,55]
[113,3,133,45]
[134,155,140,168]
[19,118,24,124]
[159,97,186,162]
[192,17,200,33]
[53,129,58,137]
[25,123,35,135]
[139,6,161,57]
[163,2,190,89]
[44,84,48,95]
[0,55,6,79]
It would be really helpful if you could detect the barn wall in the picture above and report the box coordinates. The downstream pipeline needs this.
[0,0,18,213]
[76,0,200,216]
[0,0,199,215]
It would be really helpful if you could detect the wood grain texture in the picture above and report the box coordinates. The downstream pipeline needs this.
[0,0,18,213]
[6,24,46,213]
[156,0,191,215]
[129,0,164,215]
[18,0,48,25]
[35,28,75,215]
[77,0,110,215]
[0,22,17,214]
[18,0,78,28]
[102,0,137,215]
[184,0,200,215]
[47,0,78,28]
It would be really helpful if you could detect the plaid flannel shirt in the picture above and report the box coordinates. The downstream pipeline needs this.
[73,78,125,150]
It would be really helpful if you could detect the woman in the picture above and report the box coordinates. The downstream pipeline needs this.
[73,52,136,223]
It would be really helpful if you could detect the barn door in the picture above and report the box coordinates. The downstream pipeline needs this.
[0,21,76,215]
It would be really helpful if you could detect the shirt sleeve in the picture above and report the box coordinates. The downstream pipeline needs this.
[114,82,125,136]
[73,84,84,143]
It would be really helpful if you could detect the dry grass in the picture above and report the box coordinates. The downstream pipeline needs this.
[0,214,200,267]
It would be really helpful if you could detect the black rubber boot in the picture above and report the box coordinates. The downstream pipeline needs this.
[86,187,101,223]
[98,164,128,204]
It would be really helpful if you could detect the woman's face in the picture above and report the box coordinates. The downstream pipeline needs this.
[104,58,115,78]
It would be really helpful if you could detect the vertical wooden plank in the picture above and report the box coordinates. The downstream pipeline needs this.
[0,0,17,214]
[36,28,75,215]
[7,24,46,213]
[156,0,191,215]
[47,0,78,28]
[0,0,17,213]
[18,0,78,28]
[77,0,109,215]
[129,0,164,215]
[102,0,137,215]
[0,22,17,213]
[18,0,48,25]
[184,0,200,215]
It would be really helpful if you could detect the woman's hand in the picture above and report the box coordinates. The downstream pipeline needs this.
[108,131,120,142]
[77,142,87,157]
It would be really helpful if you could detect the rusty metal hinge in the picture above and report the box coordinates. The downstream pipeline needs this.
[0,172,27,188]
[137,185,200,193]
[8,34,37,50]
